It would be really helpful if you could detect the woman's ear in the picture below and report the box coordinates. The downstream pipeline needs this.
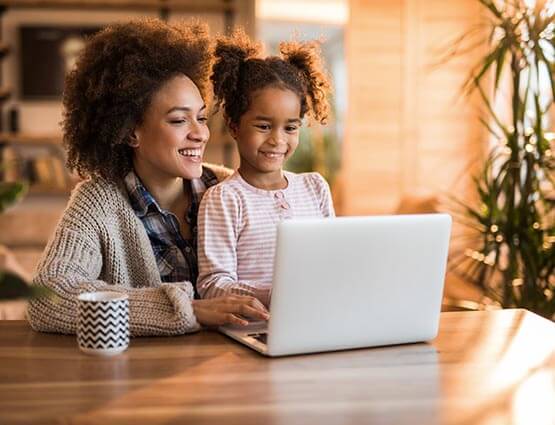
[128,131,140,148]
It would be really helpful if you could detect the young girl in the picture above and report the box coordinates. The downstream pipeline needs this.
[197,30,334,306]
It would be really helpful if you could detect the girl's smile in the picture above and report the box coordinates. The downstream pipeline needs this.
[232,86,302,190]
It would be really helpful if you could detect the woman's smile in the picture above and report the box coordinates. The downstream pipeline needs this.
[178,147,203,163]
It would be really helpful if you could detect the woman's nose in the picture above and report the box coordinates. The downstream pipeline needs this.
[188,121,209,143]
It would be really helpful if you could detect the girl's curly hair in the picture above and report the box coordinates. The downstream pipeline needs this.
[210,29,331,127]
[63,18,212,181]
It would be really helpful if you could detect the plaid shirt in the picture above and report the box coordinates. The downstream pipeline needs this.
[124,167,218,297]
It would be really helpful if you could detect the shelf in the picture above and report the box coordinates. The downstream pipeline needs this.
[0,0,236,13]
[28,183,71,196]
[0,88,11,103]
[0,132,62,146]
[0,44,9,59]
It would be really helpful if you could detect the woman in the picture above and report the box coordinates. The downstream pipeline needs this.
[27,19,269,336]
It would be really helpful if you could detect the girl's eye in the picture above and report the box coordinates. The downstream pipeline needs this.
[255,124,271,131]
[198,116,208,124]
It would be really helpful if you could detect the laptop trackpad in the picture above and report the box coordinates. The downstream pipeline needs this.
[221,320,268,333]
[220,321,268,346]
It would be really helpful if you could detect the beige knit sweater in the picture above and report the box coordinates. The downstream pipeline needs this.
[28,165,230,336]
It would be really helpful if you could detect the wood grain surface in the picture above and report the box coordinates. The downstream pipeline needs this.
[0,309,554,425]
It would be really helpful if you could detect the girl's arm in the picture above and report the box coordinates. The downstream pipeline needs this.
[196,186,271,306]
[311,172,335,217]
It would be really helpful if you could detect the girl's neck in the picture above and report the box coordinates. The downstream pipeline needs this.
[133,163,186,211]
[238,166,288,191]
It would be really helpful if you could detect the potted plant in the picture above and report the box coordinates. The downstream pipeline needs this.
[0,180,49,300]
[448,0,554,320]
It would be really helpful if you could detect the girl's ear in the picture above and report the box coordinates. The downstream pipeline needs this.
[226,117,239,140]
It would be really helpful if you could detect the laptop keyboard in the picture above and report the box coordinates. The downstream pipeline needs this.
[248,332,268,345]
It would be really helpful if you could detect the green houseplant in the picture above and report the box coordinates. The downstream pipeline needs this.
[0,180,49,300]
[285,126,341,187]
[448,0,555,319]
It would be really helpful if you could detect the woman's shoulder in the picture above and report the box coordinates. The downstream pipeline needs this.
[202,163,233,183]
[65,176,129,218]
[71,176,125,202]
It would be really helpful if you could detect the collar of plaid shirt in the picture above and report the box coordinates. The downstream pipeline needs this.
[124,167,218,291]
[124,167,218,224]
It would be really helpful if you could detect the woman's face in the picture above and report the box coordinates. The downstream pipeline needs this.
[131,74,209,181]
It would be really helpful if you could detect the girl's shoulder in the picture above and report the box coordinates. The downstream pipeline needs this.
[202,171,245,202]
[286,171,330,191]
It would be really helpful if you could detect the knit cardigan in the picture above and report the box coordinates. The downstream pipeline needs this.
[28,166,230,336]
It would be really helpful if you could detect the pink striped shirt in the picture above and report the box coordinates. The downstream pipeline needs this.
[197,170,335,305]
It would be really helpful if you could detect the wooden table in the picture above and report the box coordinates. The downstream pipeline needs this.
[1,309,554,425]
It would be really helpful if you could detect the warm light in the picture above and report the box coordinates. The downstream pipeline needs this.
[512,371,555,425]
[512,278,524,286]
[257,0,348,25]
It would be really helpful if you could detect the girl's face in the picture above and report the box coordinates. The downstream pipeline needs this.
[231,87,302,188]
[131,74,209,181]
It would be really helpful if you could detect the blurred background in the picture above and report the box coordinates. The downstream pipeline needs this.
[0,0,553,318]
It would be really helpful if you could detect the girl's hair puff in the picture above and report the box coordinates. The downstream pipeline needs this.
[279,40,331,124]
[211,29,331,127]
[210,29,262,126]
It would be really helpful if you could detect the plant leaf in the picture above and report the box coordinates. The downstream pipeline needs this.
[0,272,52,300]
[0,182,27,214]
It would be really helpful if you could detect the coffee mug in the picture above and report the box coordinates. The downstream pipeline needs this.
[77,291,130,356]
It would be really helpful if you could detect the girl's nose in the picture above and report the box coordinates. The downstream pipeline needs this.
[269,130,285,146]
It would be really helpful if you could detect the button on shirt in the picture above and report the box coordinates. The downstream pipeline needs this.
[124,168,218,297]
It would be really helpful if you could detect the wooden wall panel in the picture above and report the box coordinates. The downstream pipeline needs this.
[341,0,403,214]
[340,0,487,215]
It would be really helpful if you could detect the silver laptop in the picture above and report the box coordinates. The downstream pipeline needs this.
[219,213,452,357]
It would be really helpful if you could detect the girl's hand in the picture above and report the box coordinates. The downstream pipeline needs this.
[192,295,270,327]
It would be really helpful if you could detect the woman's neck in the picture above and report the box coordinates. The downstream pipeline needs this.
[133,163,186,211]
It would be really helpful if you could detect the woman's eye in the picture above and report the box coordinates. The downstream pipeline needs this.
[285,126,299,132]
[169,119,186,124]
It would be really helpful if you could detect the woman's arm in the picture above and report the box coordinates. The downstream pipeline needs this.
[27,225,200,336]
[28,224,269,334]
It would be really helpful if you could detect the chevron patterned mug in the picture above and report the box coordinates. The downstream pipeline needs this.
[77,291,130,356]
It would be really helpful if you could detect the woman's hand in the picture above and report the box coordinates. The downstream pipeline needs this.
[192,295,270,327]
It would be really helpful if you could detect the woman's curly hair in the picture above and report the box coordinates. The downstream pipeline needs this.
[63,18,212,181]
[210,29,331,127]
